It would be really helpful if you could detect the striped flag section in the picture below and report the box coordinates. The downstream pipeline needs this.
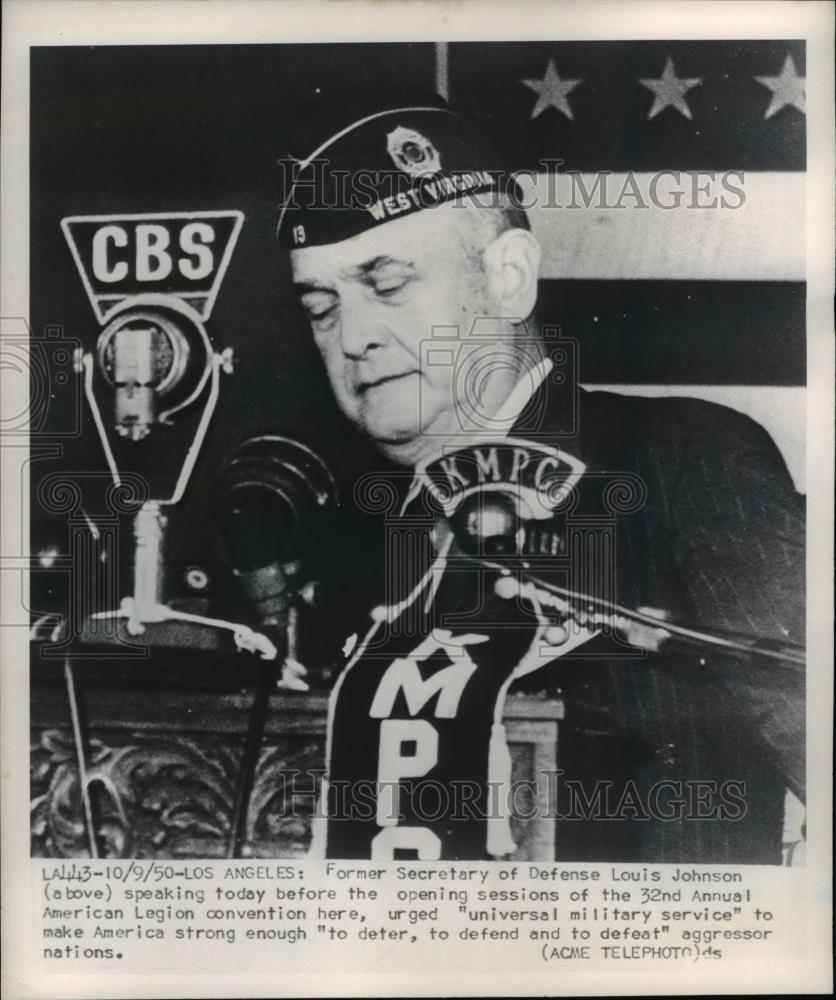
[519,172,804,282]
[445,40,806,488]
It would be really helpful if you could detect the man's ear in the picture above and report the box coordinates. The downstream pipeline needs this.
[483,228,542,321]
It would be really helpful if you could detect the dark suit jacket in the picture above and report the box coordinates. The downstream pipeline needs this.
[505,385,805,864]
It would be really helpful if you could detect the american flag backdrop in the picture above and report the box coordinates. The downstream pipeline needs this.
[29,38,807,625]
[438,40,806,492]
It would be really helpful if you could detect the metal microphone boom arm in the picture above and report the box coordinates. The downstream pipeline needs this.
[443,489,805,668]
[485,562,806,667]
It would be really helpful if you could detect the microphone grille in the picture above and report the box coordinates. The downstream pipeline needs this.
[213,435,336,570]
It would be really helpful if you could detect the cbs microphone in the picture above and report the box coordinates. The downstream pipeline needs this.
[103,322,164,439]
[94,299,216,441]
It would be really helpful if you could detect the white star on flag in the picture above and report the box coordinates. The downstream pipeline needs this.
[755,54,806,118]
[639,56,702,120]
[521,59,582,120]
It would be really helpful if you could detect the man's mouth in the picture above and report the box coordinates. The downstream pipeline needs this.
[357,372,416,393]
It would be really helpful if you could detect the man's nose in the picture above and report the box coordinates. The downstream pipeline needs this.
[339,301,387,359]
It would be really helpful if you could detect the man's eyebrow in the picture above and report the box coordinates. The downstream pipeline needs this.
[293,280,336,296]
[343,255,417,279]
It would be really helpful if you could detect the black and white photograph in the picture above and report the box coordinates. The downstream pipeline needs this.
[1,1,832,996]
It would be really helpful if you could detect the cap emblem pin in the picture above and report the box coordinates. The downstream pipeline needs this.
[386,126,441,177]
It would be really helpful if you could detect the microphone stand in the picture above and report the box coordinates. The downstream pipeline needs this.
[86,499,277,659]
[63,502,281,860]
[226,624,286,859]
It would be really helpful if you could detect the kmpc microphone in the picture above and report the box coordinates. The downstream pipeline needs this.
[212,435,336,627]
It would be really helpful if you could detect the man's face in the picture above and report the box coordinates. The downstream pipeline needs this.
[290,205,496,465]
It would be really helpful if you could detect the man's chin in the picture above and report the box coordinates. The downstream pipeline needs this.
[362,422,424,464]
[356,398,421,443]
[362,420,462,467]
[354,400,454,465]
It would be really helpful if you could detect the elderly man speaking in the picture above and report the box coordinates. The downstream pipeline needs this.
[278,89,804,864]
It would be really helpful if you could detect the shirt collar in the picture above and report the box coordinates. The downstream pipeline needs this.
[492,356,553,427]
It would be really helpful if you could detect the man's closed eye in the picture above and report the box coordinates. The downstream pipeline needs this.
[302,294,338,322]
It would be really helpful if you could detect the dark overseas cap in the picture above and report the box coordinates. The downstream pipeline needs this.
[277,87,522,249]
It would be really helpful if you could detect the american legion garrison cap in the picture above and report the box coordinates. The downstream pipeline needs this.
[277,87,523,249]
